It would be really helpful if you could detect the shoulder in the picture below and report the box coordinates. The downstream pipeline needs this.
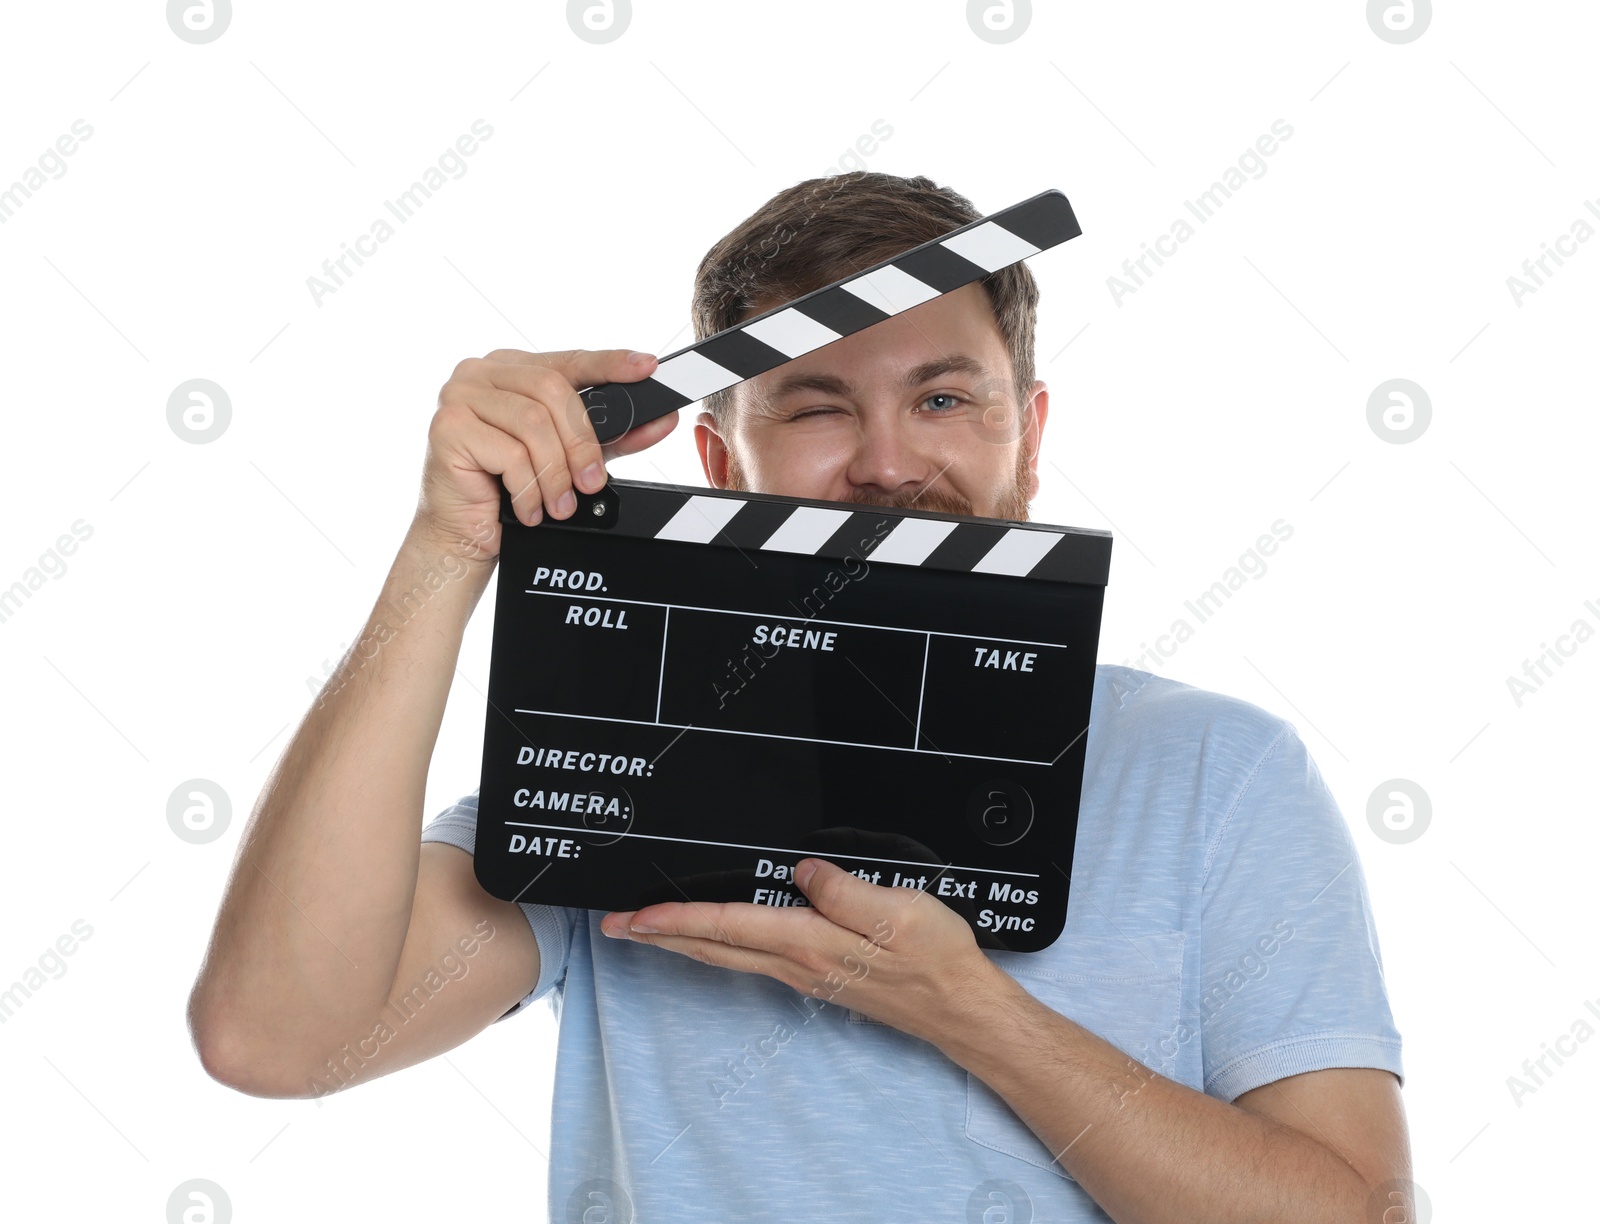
[1085,664,1322,865]
[1091,663,1295,773]
[1089,666,1355,891]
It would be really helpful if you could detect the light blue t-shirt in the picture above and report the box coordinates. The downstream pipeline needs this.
[421,663,1403,1221]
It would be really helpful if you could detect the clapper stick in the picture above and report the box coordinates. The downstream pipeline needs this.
[579,188,1082,442]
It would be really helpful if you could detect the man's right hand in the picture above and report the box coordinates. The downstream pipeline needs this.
[415,347,677,563]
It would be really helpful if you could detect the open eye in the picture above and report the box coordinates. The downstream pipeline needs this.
[787,393,967,421]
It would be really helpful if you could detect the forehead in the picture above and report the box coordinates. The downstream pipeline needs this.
[736,281,1008,399]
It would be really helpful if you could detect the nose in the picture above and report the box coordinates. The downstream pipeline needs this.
[844,409,938,503]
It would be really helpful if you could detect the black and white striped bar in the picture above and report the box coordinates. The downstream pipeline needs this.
[504,478,1112,587]
[580,188,1082,443]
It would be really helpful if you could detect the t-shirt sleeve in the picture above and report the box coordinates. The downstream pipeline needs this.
[1197,723,1404,1102]
[420,788,583,1022]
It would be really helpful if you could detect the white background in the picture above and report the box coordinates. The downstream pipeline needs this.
[1,1,1594,1219]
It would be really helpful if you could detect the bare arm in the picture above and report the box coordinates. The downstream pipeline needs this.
[187,347,675,1096]
[187,522,509,1095]
[936,967,1411,1223]
[288,841,545,1101]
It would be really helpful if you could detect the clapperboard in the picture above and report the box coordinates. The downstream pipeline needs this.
[473,188,1110,953]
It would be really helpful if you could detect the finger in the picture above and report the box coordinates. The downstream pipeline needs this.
[482,347,657,393]
[483,351,658,498]
[623,898,829,960]
[446,411,547,525]
[793,859,909,938]
[450,382,586,520]
[624,932,804,986]
[542,379,623,500]
[602,408,681,461]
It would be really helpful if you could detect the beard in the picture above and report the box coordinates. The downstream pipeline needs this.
[723,441,1033,521]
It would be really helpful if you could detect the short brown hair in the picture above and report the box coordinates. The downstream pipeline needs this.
[690,172,1040,437]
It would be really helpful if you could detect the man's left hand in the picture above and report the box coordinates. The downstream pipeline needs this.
[600,858,1001,1046]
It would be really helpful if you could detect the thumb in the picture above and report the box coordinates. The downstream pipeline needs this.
[793,858,882,935]
[604,407,680,459]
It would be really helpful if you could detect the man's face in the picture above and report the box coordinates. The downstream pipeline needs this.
[692,282,1049,520]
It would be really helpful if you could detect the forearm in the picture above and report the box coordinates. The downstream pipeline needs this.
[933,967,1369,1224]
[190,518,496,1076]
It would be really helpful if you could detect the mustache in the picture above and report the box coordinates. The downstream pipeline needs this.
[845,484,972,515]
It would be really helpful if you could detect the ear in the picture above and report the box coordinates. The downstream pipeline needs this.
[694,410,731,489]
[1021,380,1049,500]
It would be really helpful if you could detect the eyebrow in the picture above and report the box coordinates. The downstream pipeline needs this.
[759,353,993,405]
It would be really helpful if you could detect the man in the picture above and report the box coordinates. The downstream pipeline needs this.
[190,173,1410,1222]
